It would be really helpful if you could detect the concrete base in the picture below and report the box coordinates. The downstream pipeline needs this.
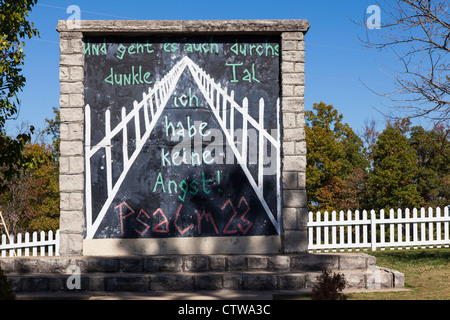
[83,235,283,256]
[1,253,404,294]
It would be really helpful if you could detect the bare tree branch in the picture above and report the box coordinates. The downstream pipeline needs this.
[358,0,450,122]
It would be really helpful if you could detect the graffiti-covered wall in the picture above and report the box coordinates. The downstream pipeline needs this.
[57,20,309,255]
[84,35,282,239]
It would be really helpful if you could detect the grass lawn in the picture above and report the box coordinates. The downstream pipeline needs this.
[347,247,450,300]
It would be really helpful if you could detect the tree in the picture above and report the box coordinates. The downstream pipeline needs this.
[0,128,33,192]
[0,110,60,234]
[366,124,423,211]
[40,106,60,161]
[0,0,39,129]
[305,102,368,212]
[409,124,450,207]
[360,0,450,121]
[0,142,59,233]
[0,0,39,191]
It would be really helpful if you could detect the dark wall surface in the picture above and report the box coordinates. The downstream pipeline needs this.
[84,35,282,239]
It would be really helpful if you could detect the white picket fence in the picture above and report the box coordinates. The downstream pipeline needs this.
[308,207,450,252]
[0,230,60,257]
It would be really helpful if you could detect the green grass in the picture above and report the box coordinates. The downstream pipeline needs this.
[347,247,450,300]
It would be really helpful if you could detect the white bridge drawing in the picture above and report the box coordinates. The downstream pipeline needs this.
[84,56,282,239]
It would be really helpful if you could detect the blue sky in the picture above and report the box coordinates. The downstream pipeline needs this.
[10,0,417,137]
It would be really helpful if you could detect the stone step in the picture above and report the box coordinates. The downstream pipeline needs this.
[0,253,376,274]
[2,253,404,293]
[7,267,402,293]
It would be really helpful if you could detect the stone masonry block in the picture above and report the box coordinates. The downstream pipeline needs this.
[297,207,309,229]
[69,66,84,81]
[60,140,83,156]
[60,81,84,94]
[294,85,305,96]
[283,155,306,171]
[282,112,296,128]
[282,230,308,253]
[282,50,305,62]
[105,275,149,292]
[268,255,291,271]
[282,84,294,96]
[60,123,83,141]
[296,112,305,126]
[283,189,307,207]
[281,61,294,73]
[60,108,83,122]
[193,274,223,290]
[59,31,83,41]
[281,32,305,41]
[298,172,306,189]
[339,254,368,270]
[59,232,83,256]
[283,128,305,142]
[282,208,298,230]
[281,40,299,51]
[59,174,84,192]
[69,156,84,174]
[282,171,298,189]
[70,38,83,53]
[295,62,305,72]
[282,97,305,112]
[291,254,339,271]
[282,141,295,155]
[278,274,306,289]
[60,54,83,66]
[295,141,307,155]
[60,192,83,211]
[60,66,69,81]
[283,73,304,85]
[59,39,70,54]
[150,274,193,291]
[210,256,226,271]
[60,93,69,108]
[242,274,276,290]
[247,256,268,270]
[223,275,242,290]
[59,157,69,174]
[227,256,246,271]
[69,93,84,108]
[59,210,84,233]
[144,256,183,272]
[184,256,209,272]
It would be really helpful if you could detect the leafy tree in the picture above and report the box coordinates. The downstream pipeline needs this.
[0,0,39,129]
[0,127,33,192]
[40,106,60,160]
[0,109,60,234]
[0,0,39,191]
[409,124,450,207]
[366,124,423,211]
[0,142,59,234]
[305,102,368,212]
